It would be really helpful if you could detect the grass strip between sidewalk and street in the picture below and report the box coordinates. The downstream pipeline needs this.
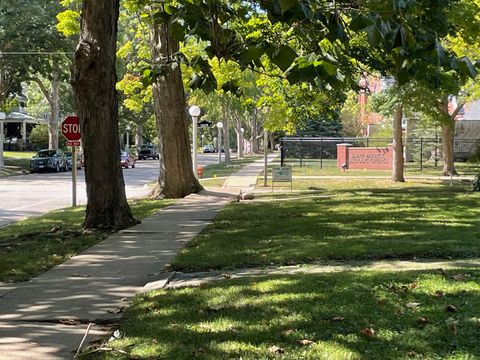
[0,198,174,284]
[172,180,480,271]
[80,269,480,360]
[199,156,261,188]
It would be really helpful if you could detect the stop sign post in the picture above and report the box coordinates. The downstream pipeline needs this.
[61,115,81,207]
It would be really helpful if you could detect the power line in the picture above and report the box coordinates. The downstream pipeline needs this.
[0,52,74,55]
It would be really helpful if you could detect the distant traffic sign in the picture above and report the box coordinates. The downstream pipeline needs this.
[61,115,81,141]
[197,120,212,128]
[66,140,81,147]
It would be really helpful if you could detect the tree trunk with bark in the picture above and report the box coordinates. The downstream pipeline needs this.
[392,103,405,182]
[250,107,259,153]
[135,123,143,147]
[442,121,455,176]
[221,100,231,164]
[438,98,458,176]
[149,22,201,198]
[71,0,137,230]
[235,115,243,159]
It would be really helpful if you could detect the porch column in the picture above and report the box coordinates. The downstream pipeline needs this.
[22,121,27,143]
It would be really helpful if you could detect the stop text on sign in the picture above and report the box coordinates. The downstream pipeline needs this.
[62,123,80,134]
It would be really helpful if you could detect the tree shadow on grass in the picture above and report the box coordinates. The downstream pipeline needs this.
[104,269,480,360]
[172,186,480,271]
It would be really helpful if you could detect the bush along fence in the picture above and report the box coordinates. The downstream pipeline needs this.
[280,137,480,174]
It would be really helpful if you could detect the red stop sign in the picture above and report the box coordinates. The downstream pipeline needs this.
[61,115,81,141]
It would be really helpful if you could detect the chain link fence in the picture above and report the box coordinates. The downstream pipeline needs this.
[280,136,480,174]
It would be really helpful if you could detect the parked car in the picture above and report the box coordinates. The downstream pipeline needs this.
[30,149,68,173]
[203,144,215,153]
[138,144,159,160]
[65,151,82,170]
[120,151,136,168]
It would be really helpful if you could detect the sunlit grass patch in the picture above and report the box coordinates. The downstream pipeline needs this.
[81,270,480,360]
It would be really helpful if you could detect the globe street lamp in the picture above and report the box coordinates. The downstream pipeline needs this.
[0,112,5,168]
[201,134,205,148]
[125,124,131,152]
[189,105,201,178]
[216,121,223,164]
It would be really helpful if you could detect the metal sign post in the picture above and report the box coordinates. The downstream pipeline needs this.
[61,115,81,207]
[264,129,268,187]
[0,112,5,168]
[72,146,77,206]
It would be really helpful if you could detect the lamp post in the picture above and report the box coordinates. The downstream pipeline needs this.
[216,121,223,164]
[238,127,244,159]
[0,112,5,168]
[125,124,131,152]
[189,105,201,178]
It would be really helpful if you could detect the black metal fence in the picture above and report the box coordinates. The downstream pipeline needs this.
[280,137,480,174]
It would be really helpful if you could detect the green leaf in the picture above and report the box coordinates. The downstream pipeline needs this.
[458,57,478,78]
[350,14,371,31]
[279,0,297,14]
[169,21,185,42]
[239,46,265,67]
[267,45,298,72]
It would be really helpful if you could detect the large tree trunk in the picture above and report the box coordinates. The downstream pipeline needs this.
[149,22,201,198]
[442,121,455,176]
[71,0,137,230]
[221,100,231,164]
[135,123,143,147]
[438,98,457,176]
[392,103,405,182]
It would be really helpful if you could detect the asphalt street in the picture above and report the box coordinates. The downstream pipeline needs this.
[0,153,219,227]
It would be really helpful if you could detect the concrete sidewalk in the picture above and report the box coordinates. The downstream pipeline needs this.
[0,156,274,359]
[223,153,278,193]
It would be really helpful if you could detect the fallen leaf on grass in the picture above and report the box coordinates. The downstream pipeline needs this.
[446,304,458,312]
[268,345,285,354]
[222,273,232,279]
[405,302,421,309]
[297,339,315,346]
[452,274,465,282]
[360,327,375,337]
[409,282,418,290]
[107,307,125,314]
[206,304,225,312]
[434,290,445,298]
[445,318,458,335]
[332,316,345,322]
[416,317,430,326]
[407,351,418,357]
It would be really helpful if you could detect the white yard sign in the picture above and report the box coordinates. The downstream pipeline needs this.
[272,166,293,190]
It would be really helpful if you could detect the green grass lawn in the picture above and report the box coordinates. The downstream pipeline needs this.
[81,269,480,360]
[0,198,173,283]
[201,156,261,179]
[1,151,35,175]
[172,180,480,271]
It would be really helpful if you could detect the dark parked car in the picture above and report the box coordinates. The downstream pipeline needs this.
[30,149,68,173]
[120,151,136,168]
[65,151,82,170]
[138,144,159,160]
